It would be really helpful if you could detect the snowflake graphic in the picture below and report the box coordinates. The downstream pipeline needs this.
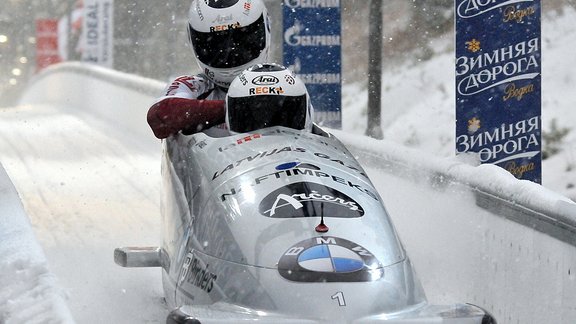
[467,117,481,134]
[465,39,481,53]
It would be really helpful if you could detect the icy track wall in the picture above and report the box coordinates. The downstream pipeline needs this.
[19,62,165,146]
[0,163,75,324]
[19,63,576,323]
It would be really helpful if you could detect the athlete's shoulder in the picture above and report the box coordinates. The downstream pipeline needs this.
[156,73,221,101]
[163,74,206,95]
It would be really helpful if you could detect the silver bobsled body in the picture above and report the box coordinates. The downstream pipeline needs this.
[115,126,495,323]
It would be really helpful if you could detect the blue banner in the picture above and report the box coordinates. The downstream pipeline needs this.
[455,0,541,183]
[282,0,342,128]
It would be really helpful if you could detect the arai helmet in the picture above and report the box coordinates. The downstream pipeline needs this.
[188,0,271,88]
[226,63,314,134]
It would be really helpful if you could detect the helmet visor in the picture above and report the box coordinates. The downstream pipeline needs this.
[190,15,266,69]
[227,95,307,133]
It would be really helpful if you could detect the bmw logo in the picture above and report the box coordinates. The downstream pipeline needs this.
[278,236,383,282]
[298,244,364,273]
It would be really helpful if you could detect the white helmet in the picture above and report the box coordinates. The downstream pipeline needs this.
[187,0,271,88]
[226,63,314,134]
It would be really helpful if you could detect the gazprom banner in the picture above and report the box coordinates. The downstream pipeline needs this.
[283,0,342,128]
[81,0,114,67]
[455,0,541,183]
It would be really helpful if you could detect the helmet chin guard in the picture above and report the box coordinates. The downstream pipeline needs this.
[188,0,271,88]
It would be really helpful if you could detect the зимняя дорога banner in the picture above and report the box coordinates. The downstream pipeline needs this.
[455,0,541,183]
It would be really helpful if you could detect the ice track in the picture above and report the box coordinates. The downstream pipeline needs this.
[1,64,575,323]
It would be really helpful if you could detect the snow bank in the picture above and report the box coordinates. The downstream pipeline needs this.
[0,163,74,324]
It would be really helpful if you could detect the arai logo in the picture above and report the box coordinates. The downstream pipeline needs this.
[252,75,279,85]
[278,236,383,282]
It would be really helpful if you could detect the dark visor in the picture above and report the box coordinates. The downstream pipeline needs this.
[227,95,307,133]
[189,15,266,68]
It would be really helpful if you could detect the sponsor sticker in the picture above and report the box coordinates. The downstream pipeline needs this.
[220,163,378,202]
[213,143,367,180]
[259,182,364,218]
[178,252,217,293]
[278,236,383,282]
[210,22,241,32]
[249,86,284,95]
[252,75,280,85]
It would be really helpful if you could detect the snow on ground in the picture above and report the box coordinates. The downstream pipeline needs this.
[0,164,74,324]
[0,104,165,323]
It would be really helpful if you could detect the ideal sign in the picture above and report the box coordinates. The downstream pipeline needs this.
[455,0,542,183]
[82,0,114,67]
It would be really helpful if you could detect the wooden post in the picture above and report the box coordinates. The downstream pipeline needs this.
[366,0,383,139]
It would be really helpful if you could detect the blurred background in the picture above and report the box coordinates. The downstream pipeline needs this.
[0,0,565,108]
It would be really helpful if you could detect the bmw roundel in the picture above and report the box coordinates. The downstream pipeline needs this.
[278,236,383,282]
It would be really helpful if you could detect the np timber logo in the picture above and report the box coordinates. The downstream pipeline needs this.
[278,236,383,282]
[456,0,534,18]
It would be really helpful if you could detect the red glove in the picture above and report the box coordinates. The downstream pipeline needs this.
[147,97,225,139]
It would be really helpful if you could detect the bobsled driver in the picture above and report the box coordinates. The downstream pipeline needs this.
[147,0,271,139]
[225,63,314,134]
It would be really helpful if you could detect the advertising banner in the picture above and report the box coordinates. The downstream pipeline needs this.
[58,1,84,61]
[455,0,541,183]
[283,0,342,128]
[36,19,62,72]
[81,0,114,67]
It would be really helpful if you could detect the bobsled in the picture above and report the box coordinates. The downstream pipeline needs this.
[115,125,496,324]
